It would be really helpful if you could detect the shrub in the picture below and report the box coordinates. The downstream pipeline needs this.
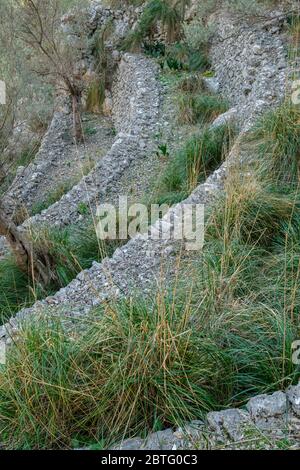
[183,20,215,52]
[143,41,166,58]
[123,0,189,50]
[162,42,210,72]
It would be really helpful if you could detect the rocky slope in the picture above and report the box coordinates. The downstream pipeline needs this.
[0,5,290,333]
[0,0,299,451]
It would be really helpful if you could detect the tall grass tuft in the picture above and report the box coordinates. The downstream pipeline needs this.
[0,295,229,449]
[29,221,121,288]
[0,256,40,324]
[177,93,229,124]
[0,220,121,325]
[0,283,298,449]
[250,102,300,186]
[158,124,233,203]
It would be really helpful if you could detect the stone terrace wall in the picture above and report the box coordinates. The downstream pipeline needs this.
[1,8,288,326]
[20,54,161,230]
[209,9,288,129]
[3,99,72,218]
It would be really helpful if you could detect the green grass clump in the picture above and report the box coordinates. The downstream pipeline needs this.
[210,176,300,247]
[156,124,233,204]
[30,221,120,288]
[250,102,300,186]
[0,257,39,324]
[0,220,121,325]
[123,0,186,50]
[162,42,210,72]
[0,295,236,449]
[177,93,229,124]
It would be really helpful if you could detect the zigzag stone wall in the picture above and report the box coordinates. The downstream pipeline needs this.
[0,7,289,330]
[0,6,298,451]
[19,54,161,230]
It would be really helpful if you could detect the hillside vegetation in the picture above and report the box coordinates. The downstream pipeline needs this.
[0,0,300,450]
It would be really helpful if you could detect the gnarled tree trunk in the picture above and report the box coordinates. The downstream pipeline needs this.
[72,92,84,144]
[0,202,54,286]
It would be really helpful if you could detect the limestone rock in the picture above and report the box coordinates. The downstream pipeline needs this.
[207,409,251,442]
[246,391,287,433]
[287,383,300,418]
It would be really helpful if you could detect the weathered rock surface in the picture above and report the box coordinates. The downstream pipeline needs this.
[210,8,288,130]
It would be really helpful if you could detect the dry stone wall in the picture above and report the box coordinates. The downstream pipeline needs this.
[1,7,289,329]
[113,384,300,450]
[19,54,161,230]
[209,9,288,129]
[3,98,72,218]
[1,5,298,451]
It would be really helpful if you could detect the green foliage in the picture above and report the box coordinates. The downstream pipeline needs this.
[177,93,229,124]
[183,19,215,52]
[0,257,39,324]
[77,202,89,215]
[0,219,121,325]
[249,102,300,186]
[161,42,210,72]
[30,221,120,289]
[156,143,169,158]
[123,0,189,50]
[159,125,233,200]
[123,1,210,72]
[210,177,300,247]
[143,41,166,58]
